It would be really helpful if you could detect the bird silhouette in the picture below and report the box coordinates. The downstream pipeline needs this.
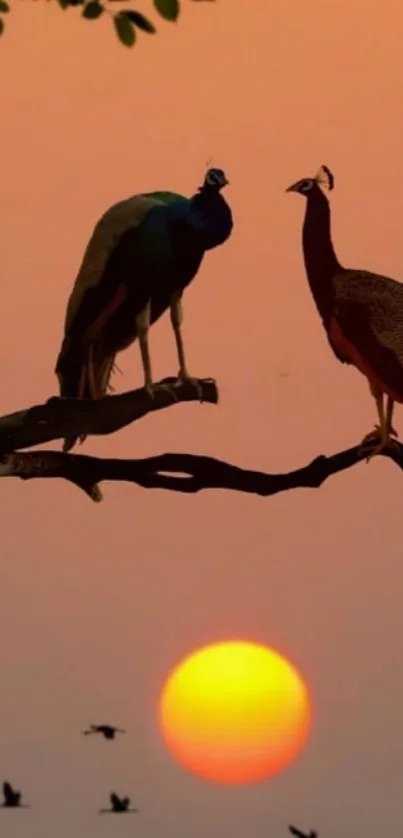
[55,165,233,452]
[287,163,403,461]
[289,825,317,838]
[82,724,125,740]
[99,792,139,814]
[1,781,30,809]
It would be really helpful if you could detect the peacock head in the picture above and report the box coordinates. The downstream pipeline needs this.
[286,165,334,196]
[203,167,229,190]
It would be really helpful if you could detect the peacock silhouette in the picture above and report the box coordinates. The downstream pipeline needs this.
[55,166,233,452]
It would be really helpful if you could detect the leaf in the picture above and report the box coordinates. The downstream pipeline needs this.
[0,2,9,14]
[122,11,156,33]
[0,17,4,35]
[56,0,70,8]
[153,0,179,22]
[113,11,136,46]
[82,0,104,19]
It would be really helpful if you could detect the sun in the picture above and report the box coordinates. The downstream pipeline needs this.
[157,640,311,785]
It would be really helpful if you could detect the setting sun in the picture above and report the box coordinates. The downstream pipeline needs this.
[158,641,311,785]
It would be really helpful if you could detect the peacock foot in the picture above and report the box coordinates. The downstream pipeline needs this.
[174,372,204,402]
[144,381,179,401]
[358,428,400,463]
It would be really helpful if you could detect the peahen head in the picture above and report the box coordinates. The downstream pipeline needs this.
[203,167,229,191]
[286,165,334,197]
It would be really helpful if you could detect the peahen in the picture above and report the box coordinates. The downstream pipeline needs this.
[287,164,403,460]
[55,167,233,452]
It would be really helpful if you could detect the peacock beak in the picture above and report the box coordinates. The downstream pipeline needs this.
[285,181,300,193]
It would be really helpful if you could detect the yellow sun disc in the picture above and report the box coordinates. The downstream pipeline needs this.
[157,640,311,785]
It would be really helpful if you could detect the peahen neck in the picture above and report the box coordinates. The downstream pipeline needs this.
[302,186,343,324]
[189,184,233,250]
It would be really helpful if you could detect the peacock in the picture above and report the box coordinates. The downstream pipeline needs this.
[55,167,233,452]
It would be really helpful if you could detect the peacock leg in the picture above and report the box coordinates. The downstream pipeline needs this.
[170,292,203,402]
[359,385,399,462]
[136,302,176,399]
[136,301,155,395]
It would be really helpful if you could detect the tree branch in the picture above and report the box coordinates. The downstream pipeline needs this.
[0,376,218,455]
[0,441,401,503]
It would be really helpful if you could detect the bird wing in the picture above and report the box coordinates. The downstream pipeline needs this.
[63,194,165,335]
[55,190,189,426]
[289,827,305,838]
[56,223,163,406]
[331,269,403,395]
[63,191,188,335]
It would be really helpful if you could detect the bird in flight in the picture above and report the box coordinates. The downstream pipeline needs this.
[0,781,30,809]
[289,826,317,838]
[55,166,233,452]
[99,792,139,814]
[82,724,126,740]
[287,163,403,460]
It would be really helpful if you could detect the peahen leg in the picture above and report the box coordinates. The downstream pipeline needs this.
[359,385,399,462]
[386,396,398,438]
[170,292,203,401]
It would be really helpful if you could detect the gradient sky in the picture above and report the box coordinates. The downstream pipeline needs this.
[1,1,403,836]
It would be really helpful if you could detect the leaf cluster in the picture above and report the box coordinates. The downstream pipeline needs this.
[0,0,215,47]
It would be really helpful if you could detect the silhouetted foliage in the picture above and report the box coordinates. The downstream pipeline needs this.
[0,0,215,48]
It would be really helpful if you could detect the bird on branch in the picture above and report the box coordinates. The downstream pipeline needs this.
[99,792,138,814]
[287,164,403,461]
[0,781,30,809]
[55,167,233,452]
[82,723,125,740]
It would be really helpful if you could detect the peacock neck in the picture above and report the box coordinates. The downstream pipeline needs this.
[302,188,342,324]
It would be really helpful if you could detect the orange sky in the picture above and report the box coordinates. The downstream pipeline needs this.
[2,1,403,835]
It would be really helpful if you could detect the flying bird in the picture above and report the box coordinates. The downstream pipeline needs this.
[99,792,138,814]
[82,724,125,740]
[286,164,403,460]
[289,826,317,838]
[55,166,233,452]
[1,781,30,809]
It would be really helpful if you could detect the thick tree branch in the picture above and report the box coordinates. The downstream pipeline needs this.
[0,442,401,503]
[0,377,218,455]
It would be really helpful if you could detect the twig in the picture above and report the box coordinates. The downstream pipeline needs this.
[0,442,401,503]
[0,377,218,455]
